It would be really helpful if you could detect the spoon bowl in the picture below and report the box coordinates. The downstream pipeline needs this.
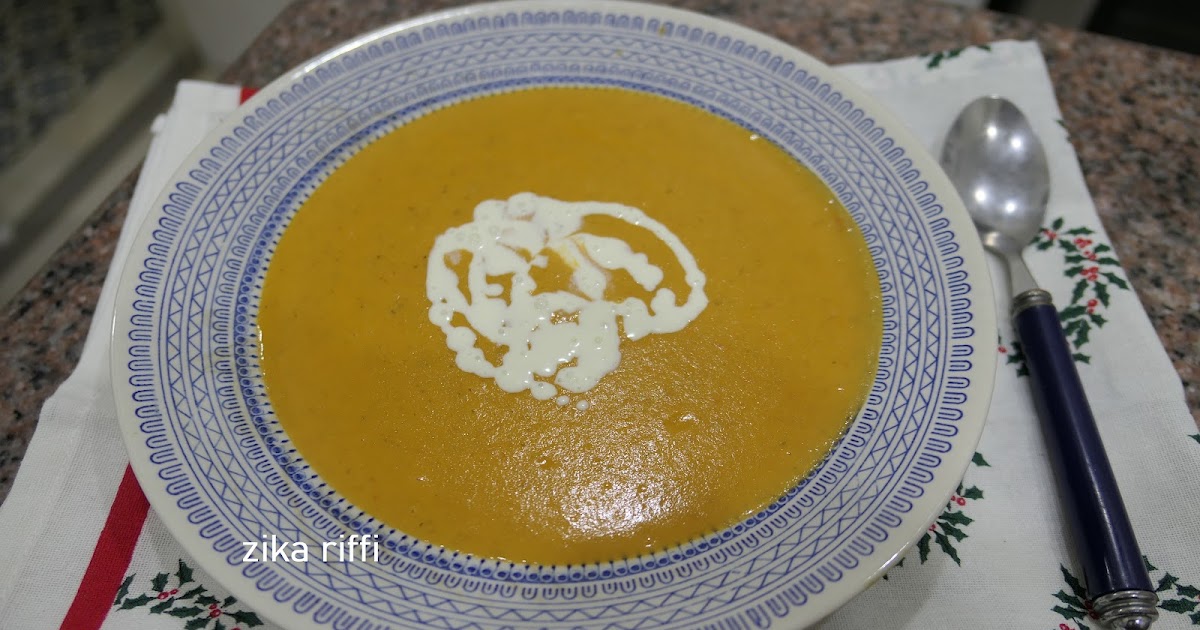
[941,96,1050,258]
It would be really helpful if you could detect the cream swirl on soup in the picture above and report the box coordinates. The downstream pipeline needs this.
[426,192,708,401]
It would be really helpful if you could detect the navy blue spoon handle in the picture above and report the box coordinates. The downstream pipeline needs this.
[1013,289,1156,627]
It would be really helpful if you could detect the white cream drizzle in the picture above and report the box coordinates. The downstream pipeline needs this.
[426,193,707,402]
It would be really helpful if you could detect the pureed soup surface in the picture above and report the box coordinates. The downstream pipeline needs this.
[258,87,883,565]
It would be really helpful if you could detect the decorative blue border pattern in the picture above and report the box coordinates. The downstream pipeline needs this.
[121,6,979,629]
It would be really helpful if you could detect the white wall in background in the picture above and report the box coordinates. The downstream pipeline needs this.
[156,0,293,72]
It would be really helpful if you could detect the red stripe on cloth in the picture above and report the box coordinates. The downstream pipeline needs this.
[59,465,150,630]
[59,84,258,630]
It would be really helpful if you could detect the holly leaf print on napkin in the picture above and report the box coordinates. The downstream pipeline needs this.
[916,482,982,566]
[1052,557,1200,628]
[998,337,1028,377]
[999,217,1130,375]
[883,452,989,577]
[111,559,264,628]
[922,44,992,69]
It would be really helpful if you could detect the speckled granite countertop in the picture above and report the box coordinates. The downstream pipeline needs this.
[1,0,1197,503]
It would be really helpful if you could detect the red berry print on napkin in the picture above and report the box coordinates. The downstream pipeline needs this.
[1052,557,1200,628]
[112,559,263,629]
[999,217,1130,376]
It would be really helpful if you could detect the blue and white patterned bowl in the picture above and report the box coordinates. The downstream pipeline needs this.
[111,2,996,627]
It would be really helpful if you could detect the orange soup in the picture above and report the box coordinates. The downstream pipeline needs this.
[258,87,882,565]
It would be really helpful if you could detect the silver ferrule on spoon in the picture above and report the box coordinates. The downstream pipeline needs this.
[1010,287,1052,314]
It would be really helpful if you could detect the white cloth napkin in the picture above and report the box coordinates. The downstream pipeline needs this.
[1,42,1197,630]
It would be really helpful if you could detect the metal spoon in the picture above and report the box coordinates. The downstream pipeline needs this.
[941,96,1157,630]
